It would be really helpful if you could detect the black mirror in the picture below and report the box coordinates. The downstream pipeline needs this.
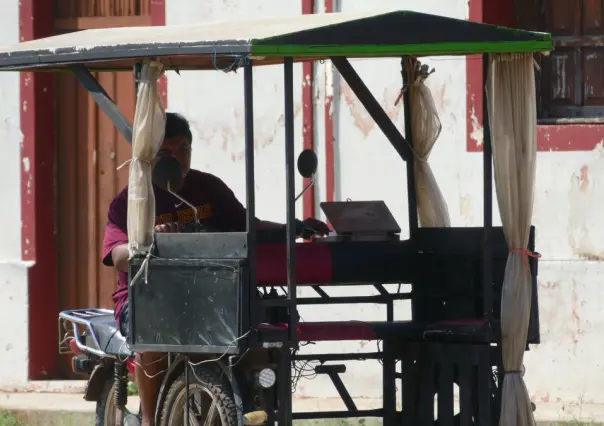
[152,156,182,191]
[297,149,318,178]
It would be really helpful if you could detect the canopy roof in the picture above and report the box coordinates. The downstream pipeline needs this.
[0,10,552,71]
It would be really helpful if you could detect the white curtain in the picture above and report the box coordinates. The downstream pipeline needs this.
[486,53,538,426]
[127,60,167,256]
[405,57,450,228]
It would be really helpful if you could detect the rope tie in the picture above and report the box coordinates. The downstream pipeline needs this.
[504,364,526,376]
[394,61,435,106]
[509,248,541,273]
[117,156,152,171]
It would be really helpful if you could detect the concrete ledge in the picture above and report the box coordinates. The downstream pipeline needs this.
[1,410,603,426]
[0,381,87,395]
[1,392,603,425]
[0,410,93,426]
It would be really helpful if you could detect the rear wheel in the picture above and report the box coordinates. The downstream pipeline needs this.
[160,365,237,426]
[95,378,141,426]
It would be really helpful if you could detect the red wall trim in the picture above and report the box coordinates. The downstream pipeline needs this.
[151,0,168,107]
[537,125,604,151]
[467,0,515,152]
[302,0,316,219]
[324,0,336,203]
[466,0,483,153]
[21,0,58,380]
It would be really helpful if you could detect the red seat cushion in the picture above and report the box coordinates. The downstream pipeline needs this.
[256,243,333,286]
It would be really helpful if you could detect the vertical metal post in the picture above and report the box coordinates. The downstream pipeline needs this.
[244,59,257,335]
[386,301,393,322]
[277,347,293,426]
[382,340,397,426]
[184,357,190,426]
[402,57,419,234]
[482,54,494,330]
[402,57,419,322]
[134,62,142,99]
[284,57,298,342]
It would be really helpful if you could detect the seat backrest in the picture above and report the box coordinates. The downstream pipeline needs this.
[411,226,539,344]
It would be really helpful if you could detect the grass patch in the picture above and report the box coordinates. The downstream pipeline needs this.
[0,411,21,426]
[127,381,138,396]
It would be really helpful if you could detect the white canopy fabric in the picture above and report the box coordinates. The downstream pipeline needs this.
[486,52,538,426]
[127,60,166,257]
[405,57,450,228]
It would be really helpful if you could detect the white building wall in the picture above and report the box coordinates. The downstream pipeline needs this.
[0,0,29,388]
[165,0,604,412]
[0,0,596,411]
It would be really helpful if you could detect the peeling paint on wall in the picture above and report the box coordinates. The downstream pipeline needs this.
[567,146,604,260]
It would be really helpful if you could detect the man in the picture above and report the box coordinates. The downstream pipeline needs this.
[102,112,328,426]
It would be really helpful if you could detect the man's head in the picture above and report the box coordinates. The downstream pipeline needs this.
[154,112,192,183]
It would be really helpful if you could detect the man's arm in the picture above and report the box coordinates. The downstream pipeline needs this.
[111,243,130,273]
[103,197,181,272]
[102,194,130,271]
[210,174,329,236]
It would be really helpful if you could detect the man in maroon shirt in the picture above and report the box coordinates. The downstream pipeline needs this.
[102,112,328,426]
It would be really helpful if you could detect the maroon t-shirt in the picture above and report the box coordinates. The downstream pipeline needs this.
[102,169,252,326]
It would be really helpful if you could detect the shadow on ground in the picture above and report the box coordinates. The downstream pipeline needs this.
[1,410,603,426]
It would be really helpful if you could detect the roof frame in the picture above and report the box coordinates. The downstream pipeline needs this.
[331,57,412,162]
[0,10,552,72]
[71,65,133,143]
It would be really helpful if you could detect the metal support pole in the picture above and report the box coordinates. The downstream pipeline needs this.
[244,59,257,334]
[482,54,493,331]
[184,357,190,426]
[401,57,419,323]
[382,340,397,426]
[70,65,133,143]
[283,57,298,343]
[134,62,142,99]
[330,56,413,162]
[277,348,293,426]
[401,57,419,233]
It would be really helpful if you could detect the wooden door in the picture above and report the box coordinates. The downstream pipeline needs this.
[55,0,151,377]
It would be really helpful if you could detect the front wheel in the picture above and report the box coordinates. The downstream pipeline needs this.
[160,365,238,426]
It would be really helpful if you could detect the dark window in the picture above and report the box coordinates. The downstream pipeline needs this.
[517,0,604,123]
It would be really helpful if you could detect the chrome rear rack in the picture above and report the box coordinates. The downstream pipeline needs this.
[58,308,116,358]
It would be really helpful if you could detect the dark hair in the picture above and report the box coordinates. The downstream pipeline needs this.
[165,112,192,145]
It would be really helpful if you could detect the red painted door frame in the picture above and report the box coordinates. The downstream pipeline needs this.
[324,0,336,204]
[22,0,167,380]
[302,0,316,219]
[466,0,515,153]
[21,0,58,381]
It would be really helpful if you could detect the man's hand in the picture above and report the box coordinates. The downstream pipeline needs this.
[154,222,180,233]
[301,217,330,237]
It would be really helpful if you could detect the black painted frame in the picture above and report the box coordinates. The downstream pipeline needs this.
[69,49,538,426]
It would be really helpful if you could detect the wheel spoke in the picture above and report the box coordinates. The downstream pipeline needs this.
[188,408,202,426]
[190,392,203,417]
[203,400,218,426]
[188,393,203,426]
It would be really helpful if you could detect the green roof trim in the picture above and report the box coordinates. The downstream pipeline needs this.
[251,40,553,57]
[251,11,553,57]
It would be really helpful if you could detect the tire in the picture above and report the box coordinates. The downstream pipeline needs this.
[160,365,238,426]
[95,378,141,426]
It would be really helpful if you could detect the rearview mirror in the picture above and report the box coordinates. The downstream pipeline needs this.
[152,156,182,191]
[297,149,318,178]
